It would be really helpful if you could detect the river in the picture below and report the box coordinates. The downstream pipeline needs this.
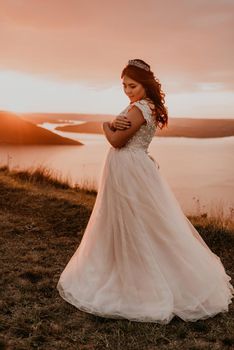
[0,121,233,218]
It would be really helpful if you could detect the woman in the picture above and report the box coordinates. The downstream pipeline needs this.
[57,59,233,324]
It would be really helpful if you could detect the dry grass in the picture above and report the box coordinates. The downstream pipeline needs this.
[0,164,97,195]
[0,165,233,350]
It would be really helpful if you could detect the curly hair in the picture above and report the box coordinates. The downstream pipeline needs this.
[121,59,168,129]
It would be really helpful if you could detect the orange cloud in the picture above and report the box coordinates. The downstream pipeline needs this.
[0,0,233,93]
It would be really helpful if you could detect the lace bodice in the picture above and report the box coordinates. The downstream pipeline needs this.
[119,98,156,153]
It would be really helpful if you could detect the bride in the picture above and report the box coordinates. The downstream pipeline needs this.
[57,59,233,324]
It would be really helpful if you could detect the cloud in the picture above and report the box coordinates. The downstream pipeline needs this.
[0,0,233,93]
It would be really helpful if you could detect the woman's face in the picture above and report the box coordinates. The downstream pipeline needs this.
[122,75,146,103]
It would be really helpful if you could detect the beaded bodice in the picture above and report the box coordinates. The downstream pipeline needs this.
[119,98,156,153]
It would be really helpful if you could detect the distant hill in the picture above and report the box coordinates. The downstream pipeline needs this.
[0,111,83,145]
[21,112,234,138]
[22,112,112,124]
[157,118,234,138]
[55,118,234,138]
[56,121,103,134]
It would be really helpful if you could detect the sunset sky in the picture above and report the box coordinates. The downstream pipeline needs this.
[0,0,233,118]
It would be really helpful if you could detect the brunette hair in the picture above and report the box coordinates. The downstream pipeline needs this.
[121,59,168,129]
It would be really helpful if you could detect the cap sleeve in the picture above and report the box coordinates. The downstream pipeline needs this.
[128,99,152,124]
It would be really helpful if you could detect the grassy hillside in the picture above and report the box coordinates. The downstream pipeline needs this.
[0,165,233,350]
[55,118,234,138]
[0,111,83,145]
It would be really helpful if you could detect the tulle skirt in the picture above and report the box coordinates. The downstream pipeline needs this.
[57,146,234,323]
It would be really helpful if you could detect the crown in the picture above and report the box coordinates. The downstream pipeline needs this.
[128,59,150,71]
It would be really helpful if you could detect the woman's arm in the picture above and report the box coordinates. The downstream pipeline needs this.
[109,121,117,132]
[102,122,116,143]
[102,106,145,148]
[110,115,131,131]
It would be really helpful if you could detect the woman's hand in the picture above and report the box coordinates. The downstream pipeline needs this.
[110,115,132,131]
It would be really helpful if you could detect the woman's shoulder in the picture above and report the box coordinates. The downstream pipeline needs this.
[130,97,154,108]
[130,98,155,115]
[127,98,155,124]
[119,98,153,116]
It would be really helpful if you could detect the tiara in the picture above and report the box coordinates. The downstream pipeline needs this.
[128,59,150,71]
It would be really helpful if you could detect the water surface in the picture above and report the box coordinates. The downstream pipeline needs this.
[1,122,233,218]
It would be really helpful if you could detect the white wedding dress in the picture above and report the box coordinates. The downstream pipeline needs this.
[57,98,234,323]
